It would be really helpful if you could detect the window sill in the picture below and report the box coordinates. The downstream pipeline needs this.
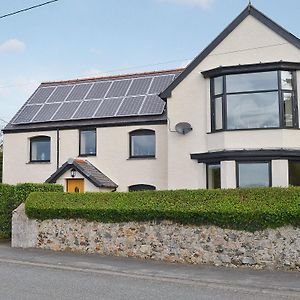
[207,127,300,134]
[78,154,97,157]
[127,156,156,160]
[27,161,51,164]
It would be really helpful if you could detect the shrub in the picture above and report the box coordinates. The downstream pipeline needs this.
[0,184,15,238]
[14,183,63,209]
[0,183,63,239]
[25,187,300,232]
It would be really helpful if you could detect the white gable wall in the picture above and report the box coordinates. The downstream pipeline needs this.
[167,15,300,189]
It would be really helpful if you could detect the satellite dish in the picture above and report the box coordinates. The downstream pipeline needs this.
[175,122,193,135]
[67,158,74,165]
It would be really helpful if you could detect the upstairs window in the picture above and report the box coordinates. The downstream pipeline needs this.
[211,70,298,131]
[129,129,155,158]
[30,136,50,162]
[80,129,96,156]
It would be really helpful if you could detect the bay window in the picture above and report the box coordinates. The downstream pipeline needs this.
[211,70,298,131]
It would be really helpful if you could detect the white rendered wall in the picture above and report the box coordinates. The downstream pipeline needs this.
[167,15,300,189]
[3,124,167,192]
[3,131,57,184]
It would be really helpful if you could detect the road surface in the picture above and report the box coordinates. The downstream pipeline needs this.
[0,242,299,299]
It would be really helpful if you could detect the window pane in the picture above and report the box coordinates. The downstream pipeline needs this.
[131,134,155,157]
[31,139,50,161]
[238,163,270,188]
[214,77,223,95]
[226,71,278,93]
[214,97,223,130]
[289,161,300,186]
[80,130,96,155]
[281,71,293,90]
[207,164,221,189]
[227,92,279,129]
[283,92,293,127]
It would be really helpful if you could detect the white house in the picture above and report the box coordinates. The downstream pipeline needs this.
[3,5,300,192]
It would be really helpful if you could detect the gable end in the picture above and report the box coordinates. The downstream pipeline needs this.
[160,5,300,99]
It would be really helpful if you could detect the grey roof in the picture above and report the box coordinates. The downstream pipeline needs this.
[46,159,118,189]
[5,69,182,133]
[160,4,300,98]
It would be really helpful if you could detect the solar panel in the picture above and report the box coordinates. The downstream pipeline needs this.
[94,98,123,118]
[106,80,131,98]
[73,100,103,119]
[11,71,180,125]
[126,77,152,96]
[85,81,111,99]
[47,85,73,103]
[32,103,61,122]
[139,95,165,115]
[28,87,55,104]
[116,96,145,116]
[148,75,174,94]
[13,105,42,123]
[66,83,92,101]
[52,102,81,120]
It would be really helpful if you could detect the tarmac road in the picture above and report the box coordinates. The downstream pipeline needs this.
[0,242,299,300]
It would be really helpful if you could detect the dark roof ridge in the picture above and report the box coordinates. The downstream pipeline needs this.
[41,68,184,86]
[160,5,300,98]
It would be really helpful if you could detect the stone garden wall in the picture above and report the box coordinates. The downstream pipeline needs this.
[12,204,300,270]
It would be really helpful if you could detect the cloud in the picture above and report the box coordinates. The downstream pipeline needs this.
[0,39,26,54]
[158,0,215,9]
[158,0,214,8]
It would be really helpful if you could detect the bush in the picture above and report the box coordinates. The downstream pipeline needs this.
[0,184,15,238]
[25,187,300,232]
[0,183,63,239]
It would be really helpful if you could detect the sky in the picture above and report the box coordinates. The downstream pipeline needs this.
[0,0,299,124]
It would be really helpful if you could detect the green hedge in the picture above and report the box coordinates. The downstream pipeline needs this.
[0,183,63,238]
[0,184,15,238]
[25,187,300,232]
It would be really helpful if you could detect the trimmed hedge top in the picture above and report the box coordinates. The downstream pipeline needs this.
[25,187,300,231]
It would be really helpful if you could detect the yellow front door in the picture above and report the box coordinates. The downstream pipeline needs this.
[67,179,84,193]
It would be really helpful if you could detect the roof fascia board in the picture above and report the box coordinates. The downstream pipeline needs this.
[45,163,99,186]
[202,61,300,78]
[45,162,70,183]
[160,5,300,98]
[46,161,117,188]
[191,149,300,163]
[3,119,167,134]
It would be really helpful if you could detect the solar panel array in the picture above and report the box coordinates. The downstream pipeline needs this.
[12,71,179,124]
